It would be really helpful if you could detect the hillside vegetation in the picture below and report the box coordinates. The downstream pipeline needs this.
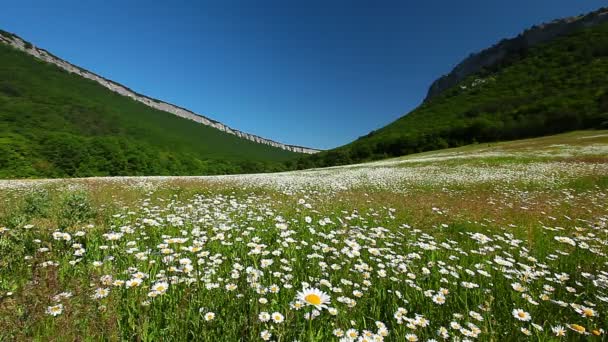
[296,22,608,169]
[0,41,298,179]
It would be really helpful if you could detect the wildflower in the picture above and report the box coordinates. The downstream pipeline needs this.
[271,312,284,323]
[511,282,526,292]
[568,324,587,334]
[346,329,358,339]
[260,330,272,341]
[512,309,531,321]
[46,304,63,316]
[204,312,215,321]
[151,281,169,294]
[296,287,331,309]
[552,325,566,336]
[405,333,418,341]
[575,306,596,318]
[469,311,483,321]
[93,288,109,299]
[126,278,142,288]
[432,294,446,305]
[258,312,270,322]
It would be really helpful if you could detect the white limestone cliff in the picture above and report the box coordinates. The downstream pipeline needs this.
[0,32,320,154]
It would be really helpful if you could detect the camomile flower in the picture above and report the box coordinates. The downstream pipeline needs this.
[151,281,169,294]
[258,312,270,322]
[469,311,483,322]
[405,333,418,341]
[260,330,272,341]
[204,312,215,321]
[432,294,446,305]
[268,284,280,293]
[576,306,596,318]
[93,288,109,299]
[297,287,331,309]
[511,282,526,293]
[271,312,284,323]
[126,278,142,288]
[333,328,344,337]
[345,329,358,339]
[552,325,566,336]
[568,324,587,335]
[46,304,64,316]
[512,309,531,321]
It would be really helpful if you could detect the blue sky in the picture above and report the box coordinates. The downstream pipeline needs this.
[1,1,605,149]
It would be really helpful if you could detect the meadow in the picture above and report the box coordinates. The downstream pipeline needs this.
[1,131,607,341]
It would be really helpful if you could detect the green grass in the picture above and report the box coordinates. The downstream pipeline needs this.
[0,37,299,179]
[0,133,607,341]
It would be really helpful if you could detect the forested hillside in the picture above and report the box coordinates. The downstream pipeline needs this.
[296,22,608,168]
[0,40,299,178]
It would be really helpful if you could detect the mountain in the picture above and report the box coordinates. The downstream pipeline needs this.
[0,31,318,178]
[425,7,608,101]
[297,8,608,169]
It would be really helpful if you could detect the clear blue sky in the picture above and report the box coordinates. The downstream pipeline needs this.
[1,1,605,149]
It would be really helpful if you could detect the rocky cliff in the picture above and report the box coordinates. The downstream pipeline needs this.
[0,31,320,154]
[425,7,608,102]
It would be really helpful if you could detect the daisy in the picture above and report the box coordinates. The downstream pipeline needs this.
[512,309,531,321]
[405,333,418,341]
[258,312,270,322]
[432,294,446,305]
[204,312,215,321]
[126,278,142,288]
[552,325,566,336]
[346,329,358,339]
[271,312,284,323]
[46,304,63,316]
[93,288,109,299]
[576,306,596,318]
[568,324,587,335]
[260,330,272,341]
[151,281,169,294]
[296,287,331,309]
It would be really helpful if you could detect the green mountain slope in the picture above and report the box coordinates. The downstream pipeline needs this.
[0,42,300,178]
[297,20,608,169]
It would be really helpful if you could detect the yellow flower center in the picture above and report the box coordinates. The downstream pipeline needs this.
[572,324,585,333]
[518,312,526,318]
[583,308,594,317]
[305,294,322,305]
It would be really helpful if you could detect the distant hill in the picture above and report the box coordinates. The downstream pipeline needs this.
[297,8,608,169]
[0,31,316,178]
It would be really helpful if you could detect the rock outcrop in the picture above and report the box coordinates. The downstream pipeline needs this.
[425,7,608,102]
[0,31,320,154]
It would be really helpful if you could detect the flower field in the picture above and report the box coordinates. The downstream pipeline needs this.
[1,131,608,341]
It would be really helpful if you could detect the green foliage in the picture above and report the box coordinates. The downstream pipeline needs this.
[57,191,95,228]
[22,190,51,218]
[0,41,298,178]
[298,22,608,168]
